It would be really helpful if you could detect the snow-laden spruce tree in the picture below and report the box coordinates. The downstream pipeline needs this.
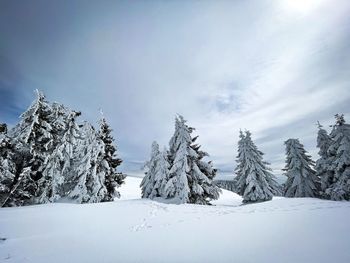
[326,114,350,200]
[164,117,191,203]
[283,139,320,197]
[18,90,54,172]
[164,115,220,204]
[315,122,333,195]
[1,129,34,207]
[37,110,81,203]
[12,90,55,204]
[67,122,102,203]
[234,130,281,203]
[50,102,74,138]
[151,147,170,198]
[188,135,221,204]
[141,142,170,199]
[67,117,124,203]
[141,141,161,198]
[233,131,246,195]
[0,135,16,205]
[97,117,124,201]
[2,167,34,207]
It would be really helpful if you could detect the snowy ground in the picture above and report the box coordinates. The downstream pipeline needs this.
[1,176,350,263]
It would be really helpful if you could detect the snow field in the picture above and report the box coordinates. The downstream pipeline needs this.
[1,176,350,263]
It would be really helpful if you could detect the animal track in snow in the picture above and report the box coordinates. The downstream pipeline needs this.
[131,201,169,232]
[131,218,152,232]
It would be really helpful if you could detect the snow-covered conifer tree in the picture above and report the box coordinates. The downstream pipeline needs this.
[164,117,191,203]
[67,122,100,203]
[165,115,220,204]
[234,130,281,203]
[97,117,124,202]
[326,114,350,200]
[37,110,81,203]
[67,117,124,204]
[188,136,221,204]
[0,134,34,207]
[50,102,73,138]
[14,90,54,203]
[234,131,246,195]
[283,139,320,197]
[0,135,16,205]
[149,147,170,199]
[315,122,333,194]
[18,90,54,171]
[2,167,35,207]
[141,141,160,198]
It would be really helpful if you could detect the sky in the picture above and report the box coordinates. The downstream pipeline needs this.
[0,0,349,178]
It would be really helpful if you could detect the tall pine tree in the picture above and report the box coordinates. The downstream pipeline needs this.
[188,135,221,204]
[326,114,350,200]
[315,122,333,195]
[234,130,281,203]
[164,116,192,202]
[13,90,54,204]
[97,117,124,202]
[37,110,81,203]
[283,139,320,197]
[165,115,220,204]
[68,122,103,203]
[234,131,246,195]
[0,135,16,205]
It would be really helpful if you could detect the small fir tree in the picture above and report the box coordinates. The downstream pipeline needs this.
[141,141,160,198]
[149,147,170,199]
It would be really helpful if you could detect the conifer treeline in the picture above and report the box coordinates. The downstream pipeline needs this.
[1,91,350,206]
[280,114,350,201]
[0,90,124,207]
[217,114,350,202]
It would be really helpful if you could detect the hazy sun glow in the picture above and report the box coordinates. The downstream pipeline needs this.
[283,0,325,14]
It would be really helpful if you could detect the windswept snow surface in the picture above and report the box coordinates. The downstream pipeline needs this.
[1,176,350,263]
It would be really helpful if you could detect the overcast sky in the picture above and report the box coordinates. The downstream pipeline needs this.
[1,0,350,177]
